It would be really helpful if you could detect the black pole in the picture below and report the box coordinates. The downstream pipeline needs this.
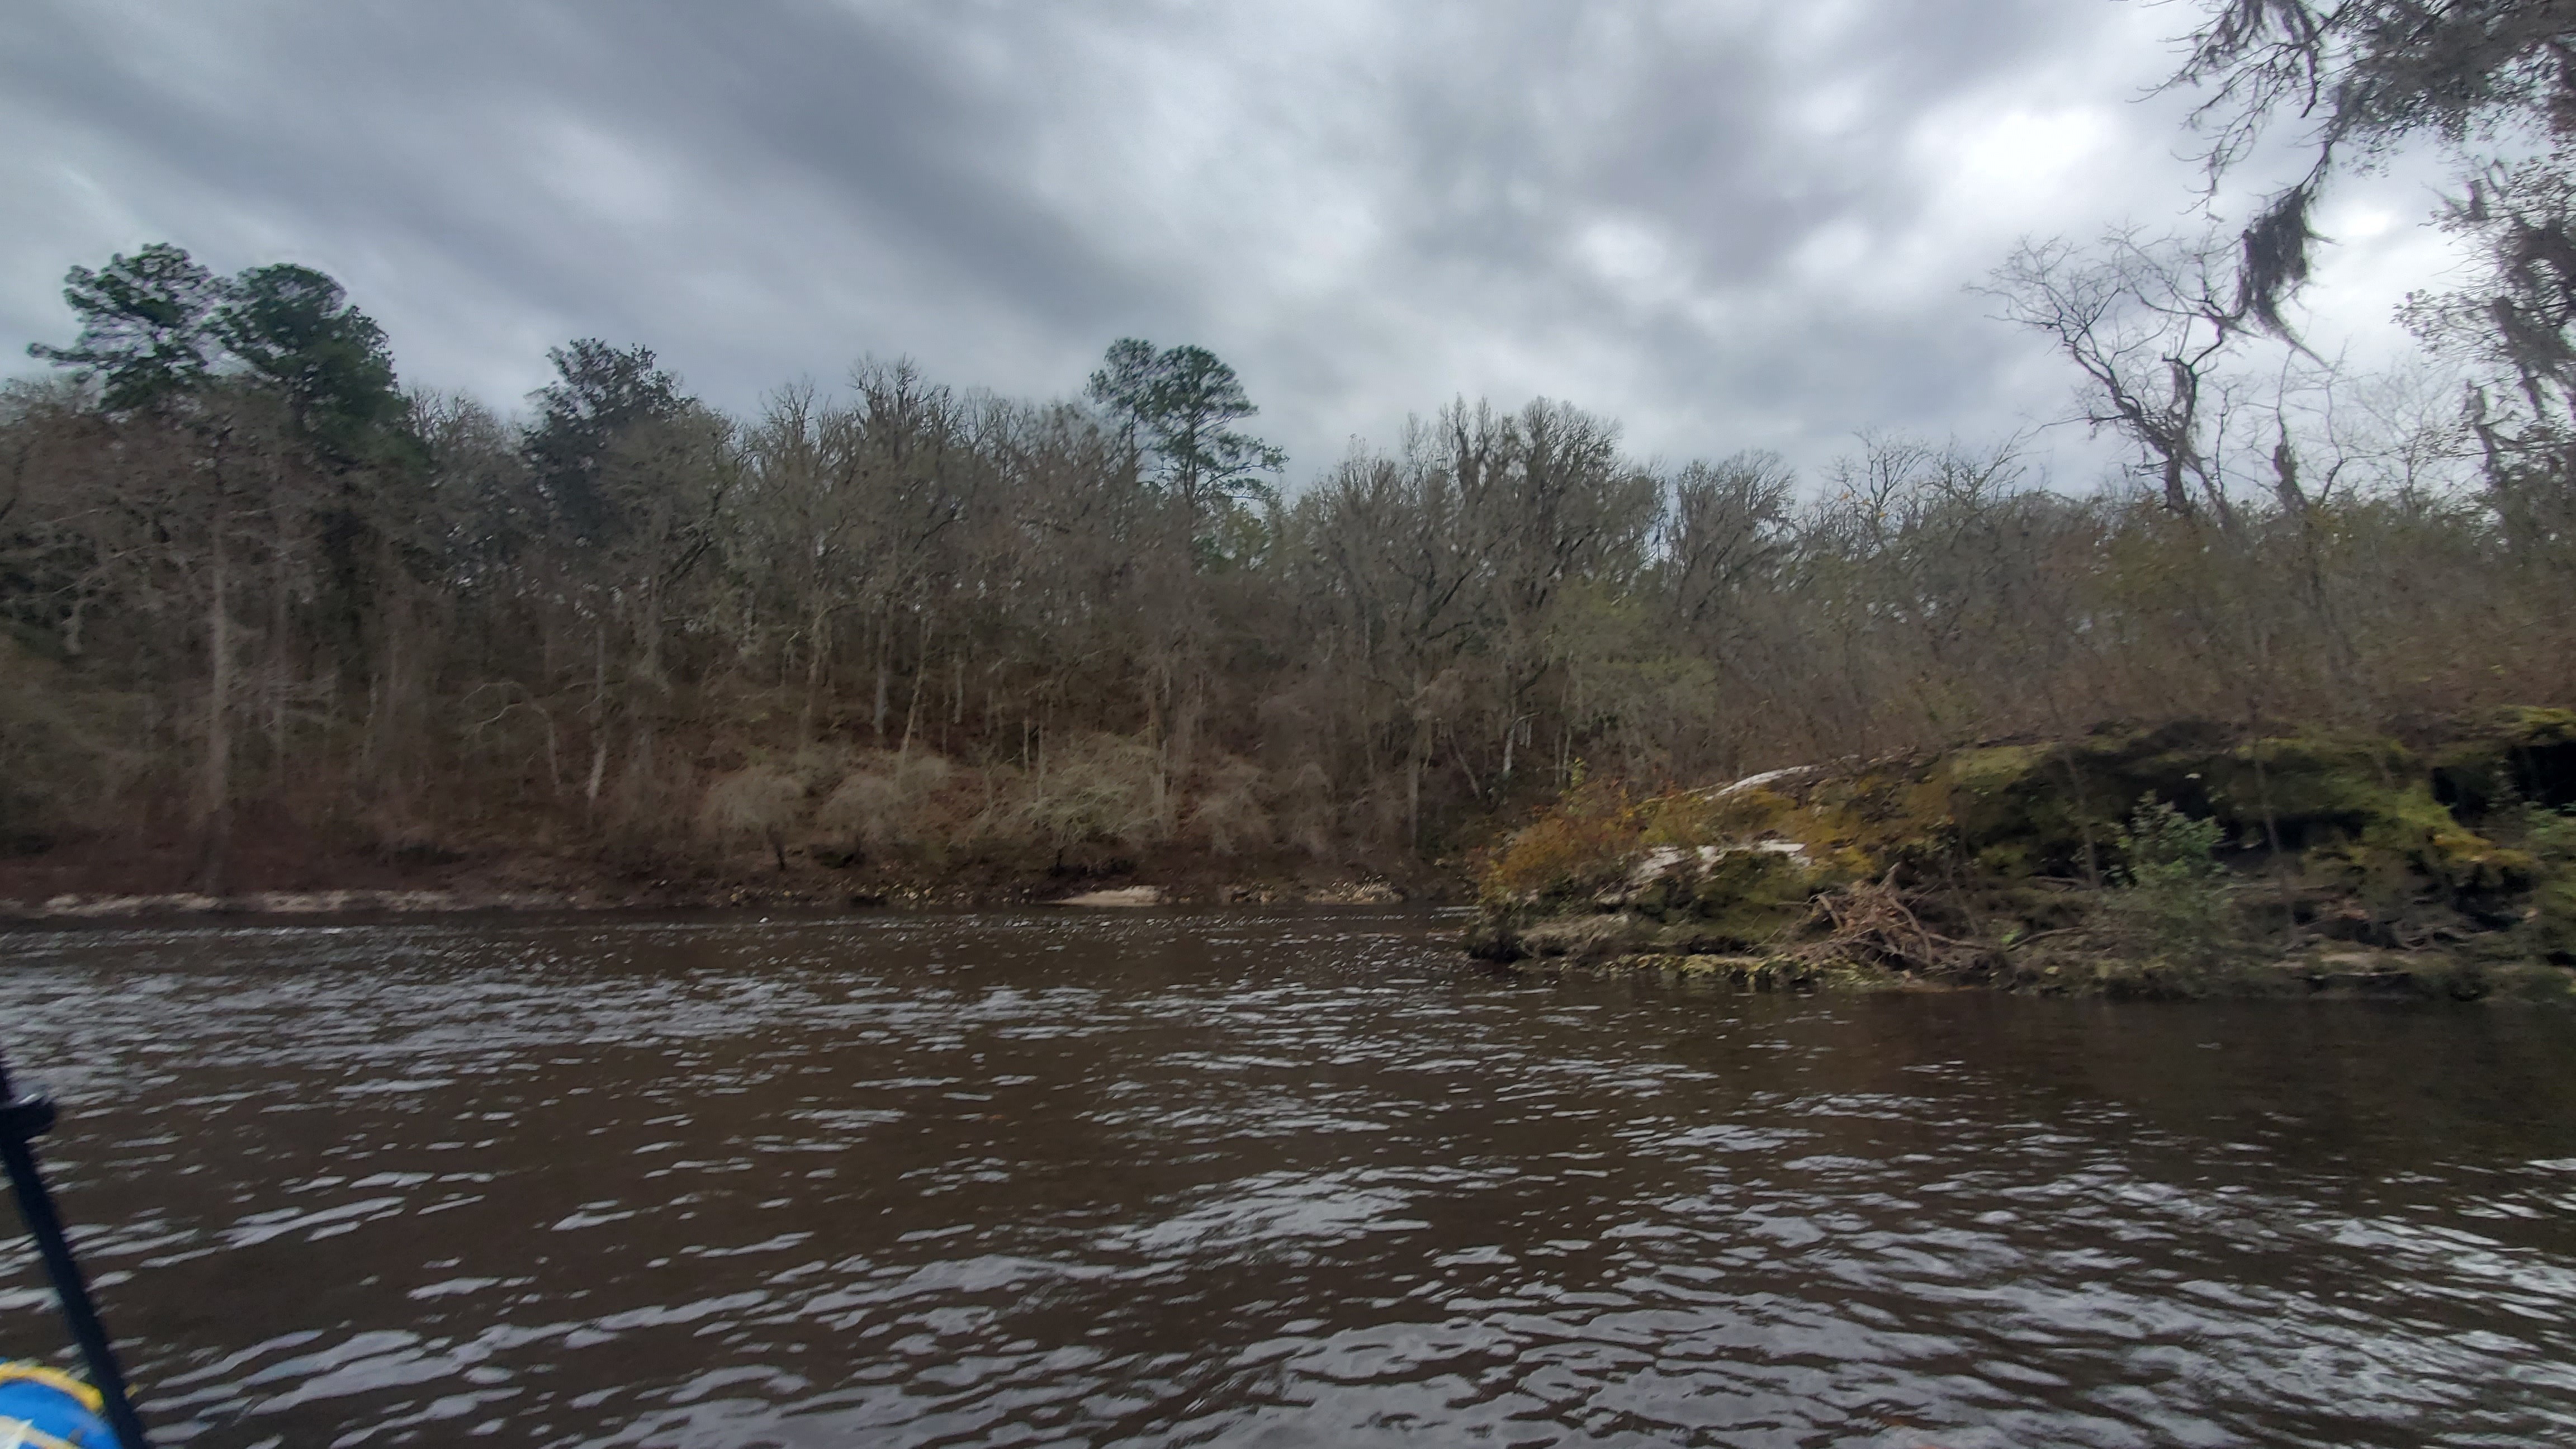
[0,1048,154,1449]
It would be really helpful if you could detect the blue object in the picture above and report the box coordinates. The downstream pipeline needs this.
[0,1362,122,1448]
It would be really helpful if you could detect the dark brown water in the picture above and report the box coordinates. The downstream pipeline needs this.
[5,909,2576,1448]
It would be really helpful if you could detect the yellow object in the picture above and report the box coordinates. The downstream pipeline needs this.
[0,1366,96,1415]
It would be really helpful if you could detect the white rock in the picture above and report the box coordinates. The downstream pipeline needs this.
[1049,885,1167,907]
[1700,764,1819,799]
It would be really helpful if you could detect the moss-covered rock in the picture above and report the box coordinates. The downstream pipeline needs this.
[1471,707,2576,997]
[1683,848,1820,948]
[1515,911,1657,960]
[1940,741,2120,877]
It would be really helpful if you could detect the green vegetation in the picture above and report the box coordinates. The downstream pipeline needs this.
[1472,711,2576,999]
[2108,795,2233,969]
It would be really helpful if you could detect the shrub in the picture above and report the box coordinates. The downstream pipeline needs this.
[699,767,808,869]
[2523,806,2576,963]
[1008,733,1166,856]
[1186,754,1273,855]
[817,751,956,855]
[2108,793,2234,964]
[1480,778,1641,906]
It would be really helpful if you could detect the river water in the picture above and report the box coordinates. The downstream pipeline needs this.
[4,908,2575,1448]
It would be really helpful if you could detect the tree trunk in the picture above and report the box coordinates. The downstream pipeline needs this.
[585,623,609,825]
[872,612,891,740]
[1407,748,1423,857]
[269,514,291,778]
[801,600,829,741]
[197,522,234,892]
[897,615,932,757]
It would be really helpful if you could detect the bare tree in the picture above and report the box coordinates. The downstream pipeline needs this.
[1986,231,2261,522]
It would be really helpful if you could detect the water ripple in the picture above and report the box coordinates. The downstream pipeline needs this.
[3,908,2574,1446]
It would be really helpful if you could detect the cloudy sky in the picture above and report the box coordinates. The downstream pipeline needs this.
[1,0,2467,486]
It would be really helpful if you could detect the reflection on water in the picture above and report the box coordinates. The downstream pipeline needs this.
[4,908,2575,1447]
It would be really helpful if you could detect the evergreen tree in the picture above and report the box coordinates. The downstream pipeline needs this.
[524,339,687,545]
[217,263,406,462]
[1085,338,1285,522]
[27,243,227,412]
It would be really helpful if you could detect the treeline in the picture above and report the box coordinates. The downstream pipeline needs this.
[4,2,2572,891]
[1,265,2566,890]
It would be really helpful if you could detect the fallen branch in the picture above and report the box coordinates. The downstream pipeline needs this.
[1791,870,1986,975]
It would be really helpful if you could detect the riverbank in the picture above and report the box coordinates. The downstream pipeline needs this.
[1485,942,2576,1002]
[1468,709,2576,1001]
[0,834,1441,922]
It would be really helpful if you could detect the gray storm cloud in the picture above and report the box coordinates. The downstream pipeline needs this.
[0,0,2464,484]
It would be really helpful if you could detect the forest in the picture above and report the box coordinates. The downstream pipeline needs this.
[0,0,2570,904]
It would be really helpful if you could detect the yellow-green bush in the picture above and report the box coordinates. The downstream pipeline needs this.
[1479,779,1641,906]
